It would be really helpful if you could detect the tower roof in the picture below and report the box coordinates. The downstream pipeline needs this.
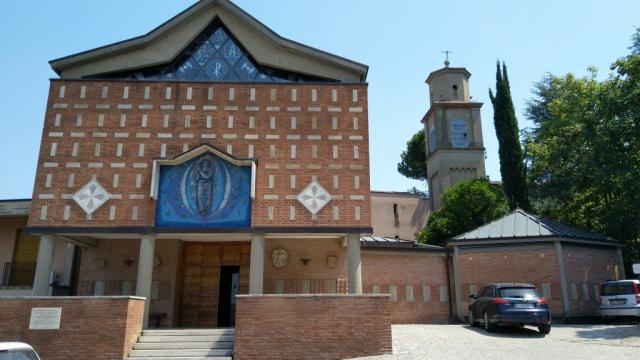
[49,0,368,82]
[425,67,471,84]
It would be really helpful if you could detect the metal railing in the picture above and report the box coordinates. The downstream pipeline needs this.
[1,262,37,287]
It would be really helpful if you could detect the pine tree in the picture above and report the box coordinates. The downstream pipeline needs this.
[489,61,531,210]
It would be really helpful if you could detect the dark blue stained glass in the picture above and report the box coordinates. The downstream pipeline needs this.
[254,72,273,82]
[222,39,242,65]
[234,56,258,81]
[176,58,200,80]
[94,21,336,83]
[204,53,230,80]
[209,27,228,49]
[193,40,215,66]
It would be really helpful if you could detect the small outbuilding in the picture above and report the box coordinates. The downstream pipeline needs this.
[448,209,625,320]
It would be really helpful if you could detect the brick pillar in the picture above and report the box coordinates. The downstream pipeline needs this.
[452,246,464,321]
[136,235,156,328]
[249,234,265,294]
[347,233,362,294]
[32,234,56,296]
[554,240,571,317]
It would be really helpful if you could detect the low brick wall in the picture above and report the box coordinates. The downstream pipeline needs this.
[0,296,144,360]
[234,294,392,360]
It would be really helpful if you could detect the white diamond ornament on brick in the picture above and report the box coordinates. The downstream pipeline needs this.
[297,181,331,215]
[72,179,112,215]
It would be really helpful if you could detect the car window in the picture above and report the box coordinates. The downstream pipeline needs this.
[498,287,539,299]
[0,350,39,360]
[601,283,633,296]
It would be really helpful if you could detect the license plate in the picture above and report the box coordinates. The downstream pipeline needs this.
[610,299,627,305]
[514,303,534,309]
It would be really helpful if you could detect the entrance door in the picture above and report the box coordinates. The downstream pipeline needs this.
[217,265,239,327]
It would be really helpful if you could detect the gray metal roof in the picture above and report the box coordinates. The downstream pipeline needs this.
[452,209,615,242]
[360,236,444,251]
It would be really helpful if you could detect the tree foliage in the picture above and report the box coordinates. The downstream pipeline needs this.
[416,178,508,246]
[397,129,428,181]
[524,28,640,262]
[489,61,531,211]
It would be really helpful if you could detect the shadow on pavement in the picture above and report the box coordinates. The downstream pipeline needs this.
[462,324,546,338]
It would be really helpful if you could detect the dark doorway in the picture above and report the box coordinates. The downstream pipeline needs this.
[217,265,239,327]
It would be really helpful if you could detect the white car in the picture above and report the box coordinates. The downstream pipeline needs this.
[599,279,640,319]
[0,343,40,360]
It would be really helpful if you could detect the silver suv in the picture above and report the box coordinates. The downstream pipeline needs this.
[599,279,640,320]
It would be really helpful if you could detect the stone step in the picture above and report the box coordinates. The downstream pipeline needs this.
[134,342,233,350]
[141,329,234,336]
[138,335,234,343]
[128,358,231,360]
[129,349,233,358]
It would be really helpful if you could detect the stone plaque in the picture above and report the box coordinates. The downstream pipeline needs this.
[29,307,62,330]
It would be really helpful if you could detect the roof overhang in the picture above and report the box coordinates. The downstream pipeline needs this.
[0,199,31,217]
[447,236,623,248]
[49,0,368,82]
[425,67,471,84]
[150,144,256,200]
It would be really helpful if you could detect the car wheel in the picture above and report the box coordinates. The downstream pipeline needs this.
[469,310,478,327]
[538,324,551,335]
[483,312,495,332]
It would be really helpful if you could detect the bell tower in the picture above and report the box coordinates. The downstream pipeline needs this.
[422,61,486,211]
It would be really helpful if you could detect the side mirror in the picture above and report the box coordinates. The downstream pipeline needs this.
[469,294,477,300]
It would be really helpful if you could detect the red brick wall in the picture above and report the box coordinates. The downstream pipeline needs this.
[234,295,391,360]
[75,238,181,326]
[0,296,144,360]
[563,246,621,315]
[362,251,450,323]
[457,245,564,315]
[29,80,370,229]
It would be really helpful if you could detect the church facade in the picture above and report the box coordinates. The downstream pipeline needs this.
[27,0,371,329]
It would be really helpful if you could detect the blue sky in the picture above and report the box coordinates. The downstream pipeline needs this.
[0,0,638,199]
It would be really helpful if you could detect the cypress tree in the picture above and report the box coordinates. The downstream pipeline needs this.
[489,61,531,210]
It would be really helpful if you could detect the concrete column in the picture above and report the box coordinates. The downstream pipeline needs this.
[136,235,156,329]
[32,234,56,296]
[61,243,77,286]
[346,233,362,294]
[616,247,626,280]
[452,246,464,321]
[554,240,571,317]
[249,234,265,294]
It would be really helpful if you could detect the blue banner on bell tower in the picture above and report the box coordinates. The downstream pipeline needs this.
[156,153,251,228]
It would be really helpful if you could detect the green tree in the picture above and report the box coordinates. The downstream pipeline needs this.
[397,129,427,181]
[524,28,640,263]
[489,61,531,211]
[416,178,508,246]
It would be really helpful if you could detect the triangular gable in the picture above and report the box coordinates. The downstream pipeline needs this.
[150,144,256,200]
[49,0,368,82]
[98,20,329,83]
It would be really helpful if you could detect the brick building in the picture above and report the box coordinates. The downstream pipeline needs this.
[27,0,372,330]
[0,0,629,358]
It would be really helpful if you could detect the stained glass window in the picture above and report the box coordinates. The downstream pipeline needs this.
[94,20,335,83]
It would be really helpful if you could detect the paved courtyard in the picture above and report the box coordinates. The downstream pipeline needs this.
[356,324,640,360]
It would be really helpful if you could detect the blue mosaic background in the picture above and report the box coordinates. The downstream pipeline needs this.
[156,153,251,228]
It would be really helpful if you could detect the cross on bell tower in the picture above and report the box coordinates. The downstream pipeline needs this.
[442,50,452,67]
